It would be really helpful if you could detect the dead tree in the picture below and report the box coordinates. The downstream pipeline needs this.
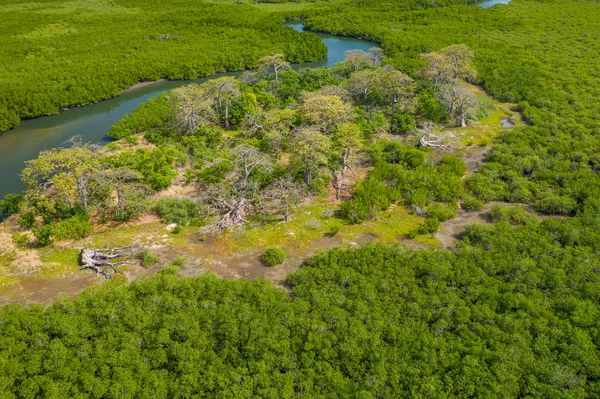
[81,245,140,279]
[415,122,454,149]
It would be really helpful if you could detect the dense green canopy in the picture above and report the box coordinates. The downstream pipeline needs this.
[0,0,326,131]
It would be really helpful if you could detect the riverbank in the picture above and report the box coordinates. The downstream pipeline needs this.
[121,79,168,93]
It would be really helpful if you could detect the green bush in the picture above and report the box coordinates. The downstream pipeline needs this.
[156,198,198,226]
[418,217,440,234]
[390,111,416,135]
[17,212,35,229]
[489,204,529,225]
[33,225,53,246]
[0,194,22,218]
[52,215,94,241]
[534,194,577,215]
[427,203,456,222]
[462,196,485,211]
[138,250,159,267]
[12,232,28,247]
[171,226,182,234]
[262,247,286,267]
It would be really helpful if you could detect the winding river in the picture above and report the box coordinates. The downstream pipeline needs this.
[0,0,511,198]
[0,24,376,198]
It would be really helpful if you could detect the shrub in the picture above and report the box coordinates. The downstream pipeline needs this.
[489,204,529,225]
[156,198,198,225]
[171,257,186,267]
[329,224,341,237]
[12,232,28,246]
[52,215,94,241]
[390,111,416,135]
[33,225,53,246]
[0,194,23,218]
[418,217,440,234]
[171,226,182,234]
[17,212,35,229]
[462,196,485,211]
[427,203,456,222]
[262,247,286,267]
[138,250,159,267]
[534,194,577,215]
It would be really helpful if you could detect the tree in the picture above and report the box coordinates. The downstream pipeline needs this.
[343,50,372,72]
[436,83,478,127]
[21,145,102,210]
[264,177,304,222]
[299,95,353,134]
[369,47,385,67]
[330,123,361,199]
[203,77,240,129]
[97,167,146,220]
[292,128,331,186]
[415,121,453,148]
[421,51,452,89]
[440,44,476,83]
[169,85,217,135]
[230,144,272,189]
[381,69,415,106]
[202,147,272,231]
[258,54,291,82]
[347,69,381,106]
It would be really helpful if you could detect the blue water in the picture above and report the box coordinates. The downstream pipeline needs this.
[478,0,511,8]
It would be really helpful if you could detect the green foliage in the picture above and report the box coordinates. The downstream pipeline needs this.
[342,144,465,223]
[2,213,600,397]
[17,211,35,229]
[108,94,171,139]
[489,204,529,225]
[156,198,198,226]
[0,0,327,131]
[137,250,159,267]
[51,215,94,241]
[262,246,286,266]
[171,226,182,235]
[32,224,53,246]
[11,232,28,247]
[389,110,416,135]
[427,202,456,222]
[0,194,22,218]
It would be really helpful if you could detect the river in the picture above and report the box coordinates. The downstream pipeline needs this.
[0,23,376,198]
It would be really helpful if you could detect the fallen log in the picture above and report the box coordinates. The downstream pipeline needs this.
[81,245,140,279]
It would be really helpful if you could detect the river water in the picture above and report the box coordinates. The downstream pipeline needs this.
[0,23,376,198]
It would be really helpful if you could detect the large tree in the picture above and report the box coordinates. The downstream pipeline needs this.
[258,54,291,83]
[436,83,478,127]
[203,77,240,129]
[330,123,362,200]
[169,85,217,135]
[292,128,331,186]
[299,94,353,134]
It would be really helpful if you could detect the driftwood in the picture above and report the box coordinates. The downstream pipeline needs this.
[81,245,140,279]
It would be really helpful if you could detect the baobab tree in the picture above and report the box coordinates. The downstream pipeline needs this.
[201,147,272,232]
[330,123,361,200]
[347,69,381,106]
[292,128,331,186]
[264,177,304,222]
[169,85,217,135]
[203,77,240,129]
[421,52,453,89]
[381,69,415,106]
[230,144,272,188]
[436,83,478,127]
[441,44,476,83]
[344,50,373,72]
[21,145,102,210]
[299,94,353,134]
[415,121,454,148]
[258,54,291,82]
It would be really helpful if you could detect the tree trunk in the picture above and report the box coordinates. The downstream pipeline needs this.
[304,167,312,186]
[77,175,88,209]
[224,102,230,129]
[283,203,291,222]
[274,64,279,82]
